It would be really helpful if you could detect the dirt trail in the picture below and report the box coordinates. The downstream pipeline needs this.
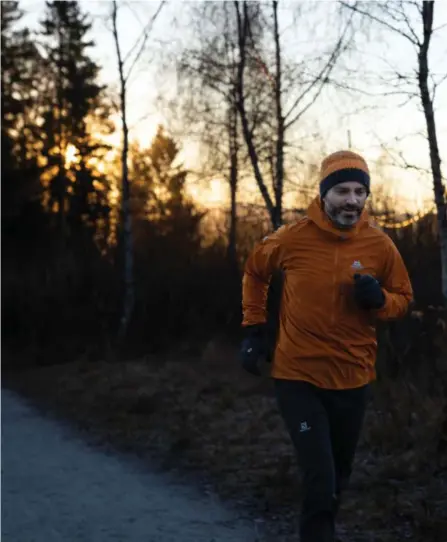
[1,389,260,542]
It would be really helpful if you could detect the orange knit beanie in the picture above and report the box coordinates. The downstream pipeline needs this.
[319,150,370,198]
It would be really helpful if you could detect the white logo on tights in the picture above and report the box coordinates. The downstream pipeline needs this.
[300,421,311,432]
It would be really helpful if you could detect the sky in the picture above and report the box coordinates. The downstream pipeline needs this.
[18,0,447,214]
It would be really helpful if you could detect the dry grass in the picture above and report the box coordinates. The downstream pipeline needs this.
[5,338,447,542]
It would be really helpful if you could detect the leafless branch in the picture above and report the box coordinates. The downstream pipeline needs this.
[128,111,159,131]
[395,1,421,46]
[328,78,395,98]
[372,134,446,187]
[433,22,447,33]
[432,72,447,103]
[124,1,166,83]
[180,63,230,99]
[339,0,419,45]
[284,8,354,130]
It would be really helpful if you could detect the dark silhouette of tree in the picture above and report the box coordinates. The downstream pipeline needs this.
[39,0,112,240]
[130,126,204,249]
[1,1,44,244]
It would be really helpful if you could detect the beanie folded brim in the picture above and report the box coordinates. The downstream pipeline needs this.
[320,168,370,199]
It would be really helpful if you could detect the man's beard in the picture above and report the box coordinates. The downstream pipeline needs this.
[325,202,363,229]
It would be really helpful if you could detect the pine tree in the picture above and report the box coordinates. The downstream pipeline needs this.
[1,1,44,236]
[129,126,204,250]
[39,0,112,239]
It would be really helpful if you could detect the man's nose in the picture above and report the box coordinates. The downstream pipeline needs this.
[346,193,359,205]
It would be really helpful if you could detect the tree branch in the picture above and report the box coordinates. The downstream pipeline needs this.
[339,0,419,45]
[284,8,354,130]
[124,1,166,83]
[234,0,276,222]
[432,72,447,103]
[395,1,421,46]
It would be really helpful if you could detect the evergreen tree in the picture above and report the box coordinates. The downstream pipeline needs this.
[1,1,45,244]
[129,126,204,252]
[39,0,112,239]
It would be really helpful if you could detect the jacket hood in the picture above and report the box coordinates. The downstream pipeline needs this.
[307,196,370,239]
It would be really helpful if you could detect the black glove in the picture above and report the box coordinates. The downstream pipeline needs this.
[239,324,268,376]
[353,273,385,310]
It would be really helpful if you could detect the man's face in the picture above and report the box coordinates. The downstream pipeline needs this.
[323,181,368,229]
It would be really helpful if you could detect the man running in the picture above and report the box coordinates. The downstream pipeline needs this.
[240,150,413,542]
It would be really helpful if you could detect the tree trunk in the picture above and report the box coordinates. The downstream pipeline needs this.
[112,1,135,340]
[227,95,239,270]
[234,1,278,230]
[273,0,284,230]
[56,11,67,238]
[418,1,447,303]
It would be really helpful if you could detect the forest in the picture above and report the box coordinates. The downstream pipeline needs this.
[2,1,446,540]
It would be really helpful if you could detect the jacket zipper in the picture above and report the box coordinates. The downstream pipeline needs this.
[331,244,339,325]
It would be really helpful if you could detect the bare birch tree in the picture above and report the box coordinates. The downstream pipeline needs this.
[340,0,447,303]
[235,1,355,229]
[169,0,273,273]
[174,2,244,271]
[111,0,165,340]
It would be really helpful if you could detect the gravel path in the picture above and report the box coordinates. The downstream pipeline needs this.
[1,389,259,542]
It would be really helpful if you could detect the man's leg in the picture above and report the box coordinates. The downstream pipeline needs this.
[322,384,370,515]
[274,379,337,542]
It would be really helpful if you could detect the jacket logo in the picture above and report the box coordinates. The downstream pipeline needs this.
[351,260,364,270]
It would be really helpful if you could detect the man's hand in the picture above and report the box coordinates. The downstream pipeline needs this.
[239,324,268,376]
[353,273,385,310]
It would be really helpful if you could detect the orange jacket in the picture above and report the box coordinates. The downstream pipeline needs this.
[242,197,413,390]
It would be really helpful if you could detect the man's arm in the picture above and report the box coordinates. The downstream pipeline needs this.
[375,239,413,320]
[242,227,286,327]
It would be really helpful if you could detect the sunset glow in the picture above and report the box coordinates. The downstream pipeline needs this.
[64,144,78,168]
